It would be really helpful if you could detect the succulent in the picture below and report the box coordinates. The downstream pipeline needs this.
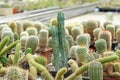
[20,36,28,48]
[115,50,120,60]
[8,21,17,33]
[84,33,91,44]
[93,28,102,40]
[25,35,39,54]
[39,29,49,51]
[71,26,82,40]
[65,23,74,35]
[87,54,95,62]
[116,28,120,43]
[66,35,74,48]
[65,28,69,35]
[14,32,19,41]
[98,30,112,51]
[20,31,29,38]
[69,46,78,59]
[103,21,112,30]
[95,39,107,54]
[114,62,120,73]
[22,20,33,31]
[88,61,103,80]
[50,18,58,27]
[103,51,115,57]
[75,23,84,34]
[34,21,42,33]
[1,27,12,32]
[106,24,115,40]
[16,21,23,38]
[86,20,98,41]
[26,27,37,36]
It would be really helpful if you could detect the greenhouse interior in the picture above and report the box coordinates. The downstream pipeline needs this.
[0,0,120,80]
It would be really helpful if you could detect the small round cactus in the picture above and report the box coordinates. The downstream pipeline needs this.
[98,30,112,51]
[39,29,49,51]
[69,46,78,59]
[95,39,107,54]
[66,35,74,48]
[16,21,23,38]
[34,21,42,33]
[84,33,91,44]
[1,27,12,32]
[22,20,33,31]
[65,23,74,35]
[8,21,17,33]
[25,35,39,54]
[20,36,28,48]
[20,31,29,38]
[103,21,112,30]
[88,61,103,80]
[106,24,115,40]
[93,28,102,40]
[26,27,37,35]
[86,20,98,41]
[103,51,115,57]
[50,18,58,27]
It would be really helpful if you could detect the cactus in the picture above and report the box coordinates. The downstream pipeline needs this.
[95,39,107,54]
[69,46,78,59]
[50,18,58,27]
[88,61,103,80]
[55,67,67,80]
[86,20,98,41]
[65,28,69,35]
[71,26,82,40]
[103,51,115,57]
[34,56,47,67]
[25,48,32,55]
[39,29,49,51]
[22,20,33,31]
[14,32,19,41]
[0,40,19,57]
[29,63,37,78]
[8,21,17,33]
[87,54,95,62]
[8,54,14,65]
[1,27,12,32]
[66,35,74,48]
[114,62,120,73]
[76,34,88,47]
[25,35,39,54]
[26,27,37,36]
[84,33,91,44]
[48,37,53,48]
[16,21,23,38]
[75,23,84,34]
[75,46,88,64]
[13,43,21,66]
[106,24,115,40]
[98,30,112,51]
[65,23,74,35]
[20,31,29,38]
[65,55,118,80]
[81,21,87,33]
[116,28,120,43]
[34,21,42,33]
[1,31,14,45]
[20,36,28,48]
[103,21,112,30]
[115,50,120,60]
[93,28,102,40]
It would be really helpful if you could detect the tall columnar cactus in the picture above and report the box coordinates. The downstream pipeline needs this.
[106,24,115,40]
[66,35,74,48]
[88,61,103,80]
[39,29,49,51]
[76,34,88,47]
[57,11,68,68]
[50,18,58,27]
[75,46,88,64]
[20,31,29,38]
[8,21,17,33]
[1,31,14,45]
[86,20,98,41]
[116,28,120,43]
[25,35,39,54]
[20,36,28,48]
[98,30,112,51]
[69,46,78,59]
[95,39,107,54]
[93,28,102,40]
[34,21,42,33]
[23,21,33,31]
[71,26,82,40]
[103,21,112,30]
[26,27,37,36]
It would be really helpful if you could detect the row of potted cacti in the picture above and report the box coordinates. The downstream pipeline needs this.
[0,11,120,80]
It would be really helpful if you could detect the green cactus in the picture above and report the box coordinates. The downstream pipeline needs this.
[34,56,47,67]
[71,26,82,40]
[75,46,88,64]
[103,51,115,57]
[106,24,115,40]
[20,36,28,48]
[76,34,88,47]
[95,39,107,54]
[29,63,37,78]
[14,32,19,41]
[84,33,91,44]
[65,28,69,35]
[69,46,78,59]
[13,43,21,66]
[88,61,103,80]
[1,31,14,45]
[66,35,74,48]
[55,67,67,80]
[116,28,120,43]
[115,50,120,60]
[65,23,74,35]
[1,27,12,32]
[87,54,95,62]
[114,62,120,73]
[103,21,112,30]
[22,20,33,31]
[25,35,39,54]
[26,27,37,36]
[25,48,32,55]
[50,18,58,27]
[48,37,53,48]
[16,21,23,38]
[86,20,98,41]
[8,54,14,65]
[8,21,17,33]
[0,40,19,57]
[75,23,84,34]
[98,30,112,51]
[65,55,118,80]
[39,29,49,51]
[34,21,42,33]
[20,31,29,37]
[93,28,102,40]
[81,21,87,33]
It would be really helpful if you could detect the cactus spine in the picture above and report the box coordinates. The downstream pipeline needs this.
[93,28,102,40]
[88,61,103,80]
[25,36,39,54]
[98,30,112,51]
[95,39,107,54]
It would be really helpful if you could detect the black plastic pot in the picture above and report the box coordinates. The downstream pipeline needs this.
[96,7,120,12]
